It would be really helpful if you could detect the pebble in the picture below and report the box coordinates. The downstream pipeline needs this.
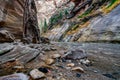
[45,58,54,65]
[76,73,81,78]
[47,77,55,80]
[60,78,66,80]
[72,67,84,73]
[30,69,45,79]
[56,76,61,80]
[80,59,91,66]
[13,65,24,69]
[0,73,29,80]
[66,67,71,70]
[52,54,61,59]
[66,60,72,63]
[58,73,63,76]
[64,49,87,60]
[67,63,75,67]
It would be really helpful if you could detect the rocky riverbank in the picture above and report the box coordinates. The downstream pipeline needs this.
[0,42,120,80]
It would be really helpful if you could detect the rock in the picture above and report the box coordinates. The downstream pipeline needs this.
[66,12,75,19]
[45,58,55,65]
[0,45,40,64]
[56,65,64,69]
[46,21,73,41]
[41,64,54,69]
[58,73,63,76]
[47,77,55,80]
[13,65,25,72]
[72,67,84,73]
[103,74,116,79]
[0,73,29,80]
[0,44,14,56]
[0,0,24,42]
[76,73,81,78]
[67,63,75,67]
[60,78,66,80]
[64,49,87,60]
[77,5,120,42]
[80,59,91,66]
[40,37,50,44]
[56,76,61,80]
[51,48,57,51]
[38,67,49,73]
[30,69,46,79]
[52,54,61,59]
[66,60,72,63]
[65,67,71,70]
[13,66,24,69]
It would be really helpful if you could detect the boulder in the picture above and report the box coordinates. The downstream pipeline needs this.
[30,69,46,79]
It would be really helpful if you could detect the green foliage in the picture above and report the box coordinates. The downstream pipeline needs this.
[49,11,63,26]
[49,9,70,26]
[65,9,69,16]
[43,19,48,33]
[107,0,117,8]
[78,9,92,18]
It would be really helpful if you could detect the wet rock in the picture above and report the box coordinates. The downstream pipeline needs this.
[38,67,49,73]
[67,63,75,67]
[45,58,55,65]
[52,54,61,59]
[64,49,87,60]
[72,67,84,73]
[76,73,81,78]
[30,69,46,79]
[0,73,29,80]
[61,58,66,62]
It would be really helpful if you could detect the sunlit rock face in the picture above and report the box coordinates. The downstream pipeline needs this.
[36,0,69,23]
[43,4,120,43]
[36,0,74,33]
